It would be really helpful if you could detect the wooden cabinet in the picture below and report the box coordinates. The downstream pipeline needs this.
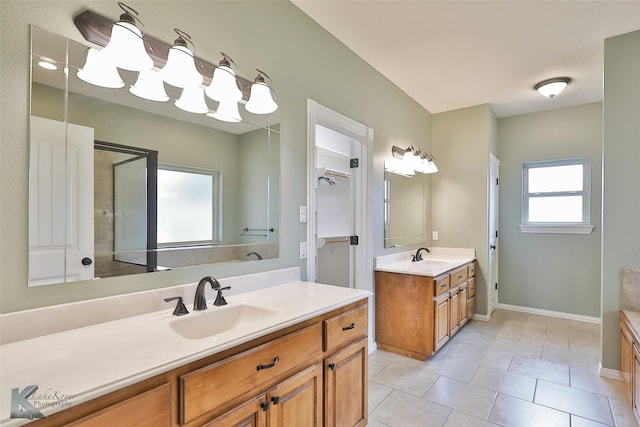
[634,345,640,421]
[619,311,640,425]
[324,338,368,427]
[66,383,171,427]
[34,299,368,427]
[621,319,634,403]
[376,261,476,360]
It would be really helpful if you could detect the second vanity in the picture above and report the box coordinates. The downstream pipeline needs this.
[374,248,476,360]
[0,273,370,427]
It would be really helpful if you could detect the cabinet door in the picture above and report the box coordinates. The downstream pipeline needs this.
[66,383,171,427]
[434,295,450,351]
[203,394,267,427]
[621,322,634,403]
[268,363,322,427]
[449,289,460,336]
[459,283,468,328]
[325,337,368,427]
[634,344,640,419]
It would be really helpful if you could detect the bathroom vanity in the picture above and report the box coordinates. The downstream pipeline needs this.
[0,280,370,427]
[374,248,476,360]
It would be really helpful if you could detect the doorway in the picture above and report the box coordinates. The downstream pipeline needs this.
[488,153,500,315]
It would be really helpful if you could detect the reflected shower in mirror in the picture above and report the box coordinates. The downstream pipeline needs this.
[29,26,280,286]
[383,165,428,248]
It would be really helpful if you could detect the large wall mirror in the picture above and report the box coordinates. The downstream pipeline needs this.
[29,26,280,286]
[383,167,427,248]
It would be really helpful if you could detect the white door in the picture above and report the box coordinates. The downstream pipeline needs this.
[29,116,94,286]
[306,100,374,349]
[488,153,500,314]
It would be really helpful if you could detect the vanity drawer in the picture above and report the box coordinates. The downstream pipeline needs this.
[467,262,476,278]
[434,274,451,297]
[180,323,322,424]
[324,305,368,353]
[450,266,468,287]
[468,277,476,298]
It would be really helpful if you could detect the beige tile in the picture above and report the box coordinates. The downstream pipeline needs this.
[366,419,391,427]
[541,347,600,371]
[424,376,497,419]
[443,409,501,427]
[570,414,612,427]
[372,350,426,369]
[488,338,543,358]
[570,366,627,398]
[423,356,479,383]
[520,333,571,352]
[488,393,570,427]
[369,389,451,427]
[608,395,639,427]
[509,354,570,386]
[454,347,513,371]
[368,380,393,414]
[369,352,392,379]
[371,362,439,397]
[534,380,613,425]
[470,365,537,401]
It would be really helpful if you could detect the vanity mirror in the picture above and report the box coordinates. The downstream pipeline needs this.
[29,26,280,286]
[383,167,428,248]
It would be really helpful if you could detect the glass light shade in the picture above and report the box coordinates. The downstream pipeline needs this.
[160,45,203,88]
[129,68,169,102]
[77,48,125,89]
[174,86,209,114]
[206,65,242,102]
[424,160,439,174]
[207,99,242,123]
[536,81,568,98]
[102,21,153,72]
[245,82,278,114]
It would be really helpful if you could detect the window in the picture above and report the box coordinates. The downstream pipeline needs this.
[520,157,594,234]
[157,164,221,246]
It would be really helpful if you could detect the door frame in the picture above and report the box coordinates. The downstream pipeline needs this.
[488,152,500,315]
[306,100,373,292]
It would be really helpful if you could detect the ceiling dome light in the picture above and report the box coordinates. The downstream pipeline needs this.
[534,77,571,98]
[77,47,125,89]
[160,29,204,88]
[206,53,242,102]
[101,2,153,72]
[245,69,278,114]
[129,68,169,102]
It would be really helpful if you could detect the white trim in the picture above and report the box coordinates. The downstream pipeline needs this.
[368,338,378,355]
[472,313,491,322]
[598,363,622,380]
[498,303,601,324]
[519,224,595,234]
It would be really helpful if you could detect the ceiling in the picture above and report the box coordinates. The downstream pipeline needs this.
[291,1,640,118]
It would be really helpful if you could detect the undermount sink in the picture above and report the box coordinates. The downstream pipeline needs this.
[169,303,281,340]
[419,259,449,265]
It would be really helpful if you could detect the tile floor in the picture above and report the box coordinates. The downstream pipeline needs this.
[367,309,639,427]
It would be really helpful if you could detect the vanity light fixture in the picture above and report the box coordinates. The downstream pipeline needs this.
[534,77,571,98]
[245,69,278,114]
[73,3,279,122]
[160,29,204,88]
[390,145,438,174]
[129,68,169,102]
[77,47,125,88]
[100,2,153,72]
[175,85,209,114]
[205,52,242,102]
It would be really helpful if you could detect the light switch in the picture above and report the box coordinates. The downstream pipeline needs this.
[299,206,307,223]
[299,242,307,259]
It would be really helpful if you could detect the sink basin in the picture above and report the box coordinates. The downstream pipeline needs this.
[169,303,281,340]
[420,259,449,266]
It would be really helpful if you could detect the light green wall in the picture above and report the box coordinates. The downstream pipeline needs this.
[0,1,431,312]
[431,104,497,316]
[601,30,640,370]
[497,103,603,317]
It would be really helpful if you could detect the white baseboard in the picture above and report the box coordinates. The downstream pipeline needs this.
[599,362,622,380]
[368,338,378,355]
[497,303,600,324]
[472,313,490,322]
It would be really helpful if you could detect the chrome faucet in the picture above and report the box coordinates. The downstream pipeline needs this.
[412,247,430,262]
[246,251,263,260]
[194,276,221,311]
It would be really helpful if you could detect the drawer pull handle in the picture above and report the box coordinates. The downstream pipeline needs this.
[271,396,280,405]
[257,356,280,371]
[440,283,447,287]
[342,322,356,331]
[260,401,270,411]
[328,363,336,370]
[458,275,463,279]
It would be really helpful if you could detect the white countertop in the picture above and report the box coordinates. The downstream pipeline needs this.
[374,247,476,277]
[0,281,370,425]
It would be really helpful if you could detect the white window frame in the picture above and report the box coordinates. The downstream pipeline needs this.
[519,157,594,234]
[157,163,222,247]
